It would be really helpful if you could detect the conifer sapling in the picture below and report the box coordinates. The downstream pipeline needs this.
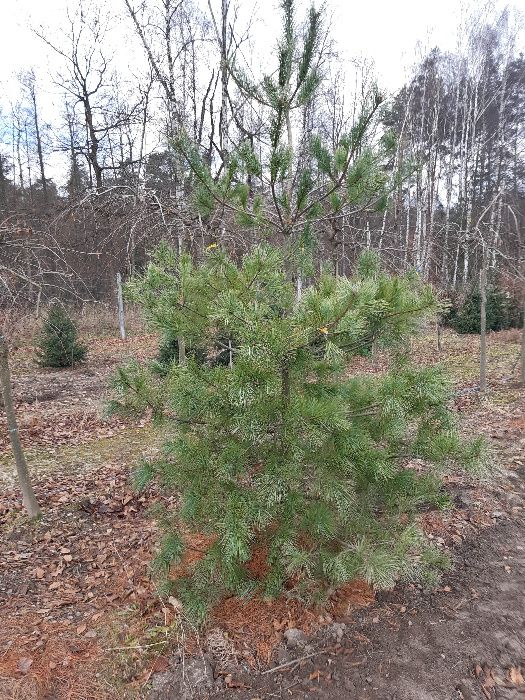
[111,245,485,623]
[37,305,87,368]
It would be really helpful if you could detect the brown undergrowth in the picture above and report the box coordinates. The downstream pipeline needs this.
[0,327,523,698]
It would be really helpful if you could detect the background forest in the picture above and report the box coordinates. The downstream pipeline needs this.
[0,0,524,308]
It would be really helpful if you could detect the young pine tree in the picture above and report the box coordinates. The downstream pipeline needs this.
[111,1,483,623]
[111,245,484,623]
[37,305,87,368]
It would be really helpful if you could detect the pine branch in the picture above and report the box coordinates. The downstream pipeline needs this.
[292,93,383,223]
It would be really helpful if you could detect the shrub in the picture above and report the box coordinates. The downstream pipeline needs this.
[37,305,87,368]
[446,283,522,335]
[110,245,484,623]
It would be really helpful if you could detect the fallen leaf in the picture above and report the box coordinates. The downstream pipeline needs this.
[76,624,87,635]
[224,674,248,689]
[151,656,169,674]
[509,666,524,685]
[18,657,33,674]
[168,596,182,612]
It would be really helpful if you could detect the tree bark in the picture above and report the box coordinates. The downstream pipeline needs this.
[30,79,48,203]
[0,333,41,519]
[520,296,525,387]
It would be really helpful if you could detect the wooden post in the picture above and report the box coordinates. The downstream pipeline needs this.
[177,335,186,365]
[296,275,303,302]
[521,291,525,387]
[116,272,126,341]
[0,333,41,519]
[479,246,487,392]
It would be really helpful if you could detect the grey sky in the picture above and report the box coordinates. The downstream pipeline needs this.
[0,0,522,184]
[3,0,521,92]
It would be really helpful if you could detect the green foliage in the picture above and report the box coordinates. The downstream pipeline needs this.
[36,305,87,368]
[111,245,482,624]
[154,331,233,376]
[446,283,523,334]
[156,333,181,370]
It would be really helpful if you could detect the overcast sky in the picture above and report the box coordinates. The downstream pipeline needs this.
[2,0,521,92]
[0,0,522,183]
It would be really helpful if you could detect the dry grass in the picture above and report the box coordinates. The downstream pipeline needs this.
[0,304,147,348]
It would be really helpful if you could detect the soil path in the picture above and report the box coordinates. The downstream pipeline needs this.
[215,468,525,700]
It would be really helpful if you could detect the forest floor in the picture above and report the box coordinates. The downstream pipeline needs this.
[0,324,524,700]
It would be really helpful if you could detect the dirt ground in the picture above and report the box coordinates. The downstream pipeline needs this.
[0,324,524,699]
[204,467,525,700]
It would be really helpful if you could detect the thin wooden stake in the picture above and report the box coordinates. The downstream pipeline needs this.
[521,292,525,387]
[116,272,126,341]
[0,333,41,519]
[479,246,487,392]
[177,335,186,364]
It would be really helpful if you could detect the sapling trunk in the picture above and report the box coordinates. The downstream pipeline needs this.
[0,333,41,519]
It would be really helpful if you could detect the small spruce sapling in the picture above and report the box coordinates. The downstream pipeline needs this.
[447,283,521,335]
[37,305,87,368]
[110,245,485,623]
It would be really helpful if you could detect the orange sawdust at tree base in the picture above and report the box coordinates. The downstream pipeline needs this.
[210,579,375,664]
[329,580,376,618]
[167,534,375,663]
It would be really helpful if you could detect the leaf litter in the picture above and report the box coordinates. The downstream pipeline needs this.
[1,328,525,698]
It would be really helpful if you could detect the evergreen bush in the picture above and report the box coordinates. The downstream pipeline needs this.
[110,244,485,623]
[37,305,87,368]
[447,283,522,335]
[110,0,483,624]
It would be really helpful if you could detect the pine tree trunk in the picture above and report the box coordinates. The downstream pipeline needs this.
[0,333,41,519]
